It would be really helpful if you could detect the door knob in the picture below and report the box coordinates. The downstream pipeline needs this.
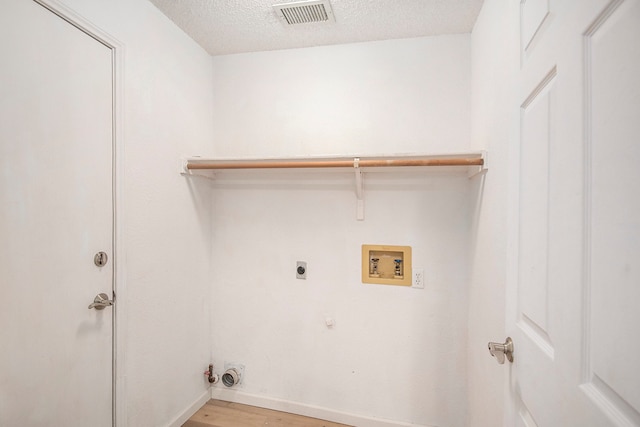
[88,293,114,310]
[488,337,514,364]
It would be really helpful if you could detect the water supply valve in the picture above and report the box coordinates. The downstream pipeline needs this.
[204,364,219,384]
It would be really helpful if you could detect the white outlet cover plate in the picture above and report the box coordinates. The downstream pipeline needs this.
[412,268,425,289]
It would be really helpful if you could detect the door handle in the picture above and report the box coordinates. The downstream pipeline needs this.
[88,293,114,310]
[488,337,514,364]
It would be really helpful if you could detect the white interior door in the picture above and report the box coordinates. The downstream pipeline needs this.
[0,1,114,425]
[506,0,640,425]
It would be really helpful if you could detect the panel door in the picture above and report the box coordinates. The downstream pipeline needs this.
[508,0,640,425]
[0,1,114,425]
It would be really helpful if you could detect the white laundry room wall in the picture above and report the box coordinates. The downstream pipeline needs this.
[208,35,474,427]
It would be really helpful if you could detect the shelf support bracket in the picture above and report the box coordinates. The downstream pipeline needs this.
[354,158,364,221]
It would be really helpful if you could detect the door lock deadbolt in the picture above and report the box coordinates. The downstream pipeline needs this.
[94,251,108,267]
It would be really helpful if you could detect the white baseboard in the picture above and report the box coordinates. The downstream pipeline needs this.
[167,389,210,427]
[210,387,433,427]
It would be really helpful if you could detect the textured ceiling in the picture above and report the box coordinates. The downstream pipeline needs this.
[147,0,485,56]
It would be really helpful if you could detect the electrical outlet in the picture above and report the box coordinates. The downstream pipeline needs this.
[412,268,424,289]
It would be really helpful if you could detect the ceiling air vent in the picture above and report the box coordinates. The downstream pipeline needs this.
[273,0,335,25]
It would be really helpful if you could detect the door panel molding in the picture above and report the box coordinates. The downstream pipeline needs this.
[517,65,557,359]
[518,313,554,360]
[582,0,640,424]
[517,397,540,427]
[521,0,551,53]
[520,0,553,65]
[581,376,640,427]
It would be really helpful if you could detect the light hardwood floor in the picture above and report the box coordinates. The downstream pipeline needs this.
[183,400,352,427]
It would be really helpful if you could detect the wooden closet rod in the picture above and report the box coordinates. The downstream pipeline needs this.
[186,157,484,170]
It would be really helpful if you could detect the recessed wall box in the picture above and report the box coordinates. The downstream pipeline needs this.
[362,245,412,286]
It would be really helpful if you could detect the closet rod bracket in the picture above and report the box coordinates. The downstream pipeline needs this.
[179,156,216,180]
[468,150,488,179]
[354,158,364,221]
